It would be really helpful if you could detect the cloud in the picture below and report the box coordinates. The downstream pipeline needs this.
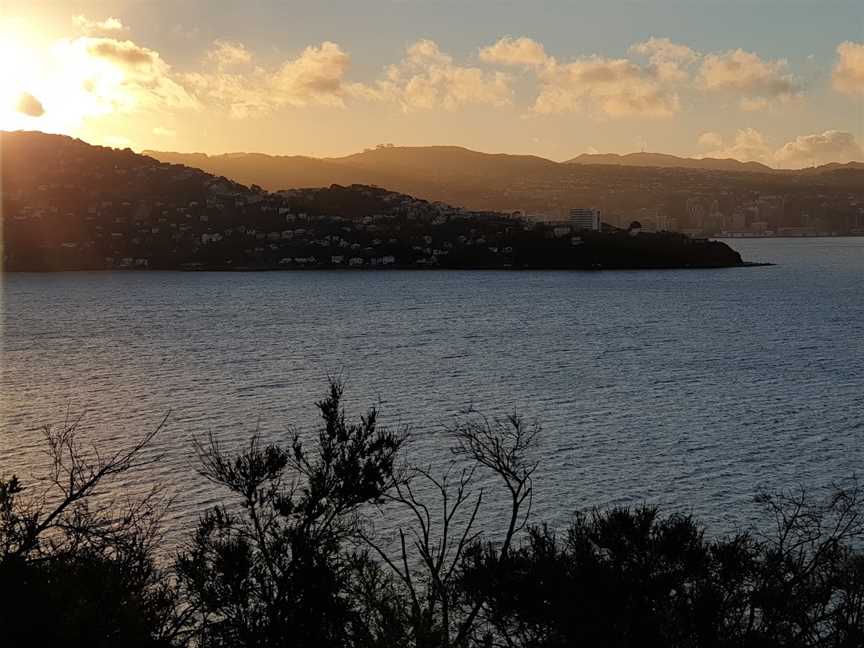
[631,37,698,82]
[697,131,723,149]
[534,55,680,117]
[697,129,863,167]
[187,41,355,116]
[477,35,686,118]
[73,15,127,35]
[774,130,863,167]
[152,126,177,137]
[86,38,157,67]
[53,36,199,116]
[479,36,549,67]
[373,39,512,111]
[206,40,252,70]
[16,92,45,117]
[699,49,800,109]
[832,41,864,95]
[274,41,352,103]
[697,128,773,163]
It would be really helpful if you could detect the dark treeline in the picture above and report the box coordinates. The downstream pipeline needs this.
[2,382,863,648]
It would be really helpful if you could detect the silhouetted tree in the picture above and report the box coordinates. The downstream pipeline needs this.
[460,483,864,648]
[175,380,406,648]
[0,415,185,648]
[358,412,540,648]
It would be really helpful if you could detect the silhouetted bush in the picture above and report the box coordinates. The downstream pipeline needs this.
[2,384,863,648]
[460,493,864,648]
[0,418,184,648]
[174,381,405,648]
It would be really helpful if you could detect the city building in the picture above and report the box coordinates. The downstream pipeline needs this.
[569,208,602,231]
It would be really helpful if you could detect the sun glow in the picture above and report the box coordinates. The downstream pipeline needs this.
[0,25,45,131]
[0,18,137,137]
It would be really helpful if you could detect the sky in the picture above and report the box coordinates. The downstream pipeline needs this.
[1,0,863,166]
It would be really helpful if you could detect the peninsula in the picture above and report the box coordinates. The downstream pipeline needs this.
[2,131,749,272]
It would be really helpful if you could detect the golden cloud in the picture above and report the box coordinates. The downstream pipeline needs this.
[698,129,862,167]
[699,49,800,109]
[206,40,253,70]
[479,36,549,67]
[631,37,699,82]
[833,42,864,95]
[187,41,355,117]
[73,15,126,35]
[373,39,513,111]
[774,130,863,167]
[534,56,680,117]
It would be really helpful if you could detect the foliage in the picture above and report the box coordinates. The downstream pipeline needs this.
[2,385,864,648]
[175,380,406,648]
[0,415,184,648]
[461,487,864,648]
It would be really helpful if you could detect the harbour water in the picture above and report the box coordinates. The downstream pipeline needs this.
[2,237,863,548]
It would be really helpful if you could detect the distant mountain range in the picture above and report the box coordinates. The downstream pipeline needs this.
[143,145,864,228]
[146,145,864,189]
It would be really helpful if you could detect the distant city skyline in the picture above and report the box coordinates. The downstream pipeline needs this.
[2,0,863,166]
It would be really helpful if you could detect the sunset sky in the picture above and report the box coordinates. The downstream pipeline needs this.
[2,0,863,166]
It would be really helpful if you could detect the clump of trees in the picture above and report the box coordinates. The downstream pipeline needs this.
[2,382,863,647]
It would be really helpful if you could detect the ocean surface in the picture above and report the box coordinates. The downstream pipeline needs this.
[2,237,863,550]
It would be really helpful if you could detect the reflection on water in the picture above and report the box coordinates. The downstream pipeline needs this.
[2,237,863,549]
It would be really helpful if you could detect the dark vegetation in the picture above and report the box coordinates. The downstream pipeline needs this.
[3,383,863,647]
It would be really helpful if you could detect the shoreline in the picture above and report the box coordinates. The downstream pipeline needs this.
[2,261,774,273]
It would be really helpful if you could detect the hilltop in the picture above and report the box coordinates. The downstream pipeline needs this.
[144,144,864,235]
[2,131,745,271]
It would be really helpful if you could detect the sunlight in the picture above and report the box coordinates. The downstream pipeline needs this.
[0,26,42,131]
[0,19,133,136]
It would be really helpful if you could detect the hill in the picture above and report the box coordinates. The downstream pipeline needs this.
[2,131,746,271]
[143,145,864,234]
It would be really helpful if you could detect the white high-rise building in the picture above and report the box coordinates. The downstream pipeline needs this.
[569,208,602,231]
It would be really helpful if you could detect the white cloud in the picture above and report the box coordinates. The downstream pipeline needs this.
[152,126,177,137]
[833,41,864,95]
[479,36,549,67]
[373,39,512,111]
[73,15,127,35]
[699,49,800,110]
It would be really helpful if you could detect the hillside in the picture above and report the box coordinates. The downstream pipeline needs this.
[2,131,746,271]
[143,145,864,235]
